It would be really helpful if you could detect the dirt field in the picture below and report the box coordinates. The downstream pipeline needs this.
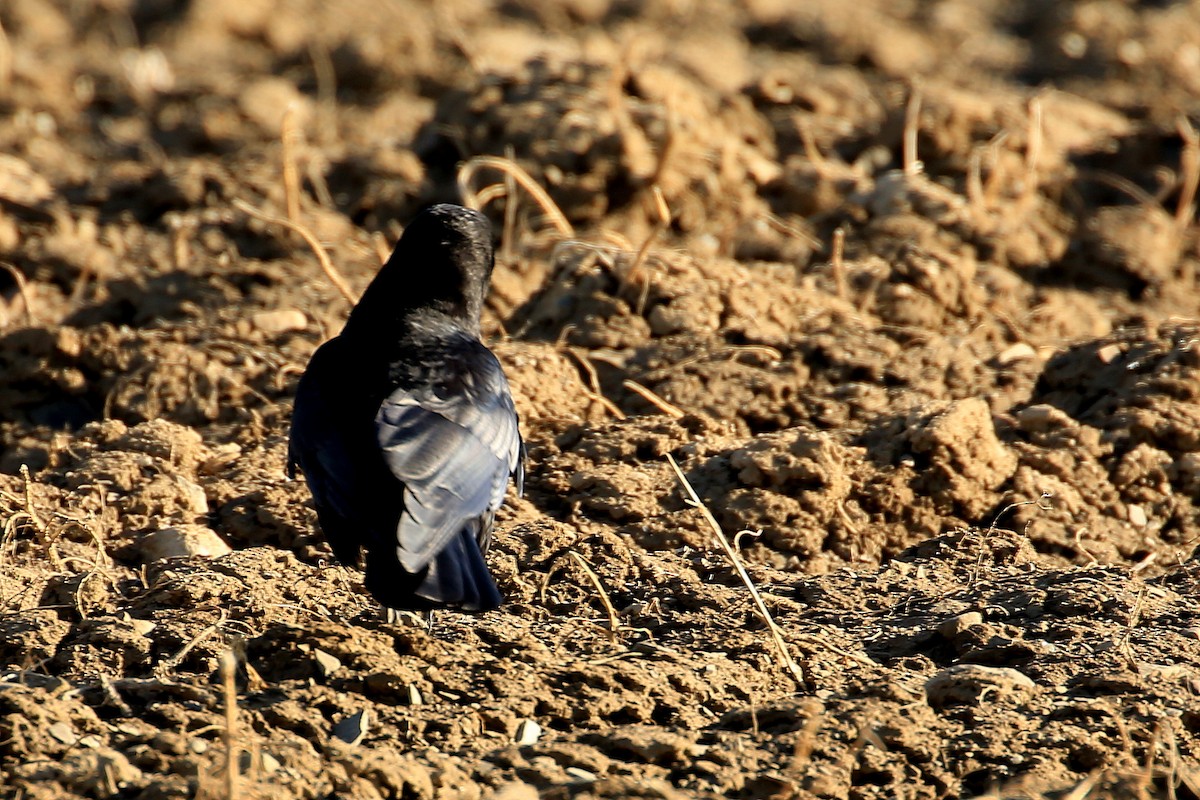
[2,1,1200,798]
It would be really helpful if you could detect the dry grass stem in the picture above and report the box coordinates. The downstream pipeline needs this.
[758,211,822,249]
[598,229,634,250]
[982,130,1011,206]
[1118,586,1147,669]
[1021,96,1044,208]
[169,216,194,270]
[280,105,302,224]
[568,551,621,642]
[1078,169,1159,208]
[17,465,63,570]
[305,160,334,208]
[0,19,10,92]
[220,650,240,800]
[156,609,227,678]
[972,493,1052,583]
[623,379,685,418]
[830,227,847,300]
[799,121,827,169]
[564,348,625,419]
[786,699,826,778]
[1175,116,1199,232]
[1131,550,1159,574]
[0,261,35,327]
[647,99,679,188]
[1061,772,1101,800]
[966,147,986,222]
[371,231,390,266]
[474,183,507,207]
[232,198,356,305]
[835,501,860,535]
[733,528,762,550]
[99,674,133,716]
[666,454,805,688]
[624,186,671,314]
[307,41,338,145]
[1073,528,1099,566]
[502,146,519,262]
[457,156,574,238]
[903,83,923,177]
[642,345,782,382]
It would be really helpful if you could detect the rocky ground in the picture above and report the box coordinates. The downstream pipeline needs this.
[1,1,1199,798]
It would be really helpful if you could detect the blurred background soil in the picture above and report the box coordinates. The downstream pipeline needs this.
[1,1,1199,798]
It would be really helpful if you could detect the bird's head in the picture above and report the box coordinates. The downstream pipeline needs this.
[346,204,496,336]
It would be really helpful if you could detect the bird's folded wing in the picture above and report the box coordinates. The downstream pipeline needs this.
[376,362,522,573]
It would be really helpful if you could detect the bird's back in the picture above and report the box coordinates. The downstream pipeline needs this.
[289,317,521,612]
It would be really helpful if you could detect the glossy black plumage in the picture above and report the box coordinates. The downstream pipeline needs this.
[288,204,524,612]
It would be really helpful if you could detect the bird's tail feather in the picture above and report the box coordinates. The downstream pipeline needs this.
[365,528,502,612]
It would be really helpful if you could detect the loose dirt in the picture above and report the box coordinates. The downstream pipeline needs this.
[1,1,1199,798]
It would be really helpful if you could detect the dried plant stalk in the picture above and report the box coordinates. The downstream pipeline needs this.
[281,105,302,224]
[1176,116,1199,232]
[233,199,356,305]
[0,261,35,327]
[623,185,671,314]
[830,227,847,300]
[569,551,620,641]
[666,454,805,687]
[220,650,240,799]
[903,83,923,177]
[623,380,684,418]
[457,156,574,238]
[1020,96,1044,209]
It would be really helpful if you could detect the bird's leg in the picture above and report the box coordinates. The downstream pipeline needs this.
[383,606,432,628]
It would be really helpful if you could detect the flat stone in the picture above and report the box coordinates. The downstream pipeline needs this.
[925,664,1036,709]
[138,525,232,561]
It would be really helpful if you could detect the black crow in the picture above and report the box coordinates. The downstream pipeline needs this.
[288,204,524,612]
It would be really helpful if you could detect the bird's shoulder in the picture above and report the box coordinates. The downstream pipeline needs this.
[386,324,510,408]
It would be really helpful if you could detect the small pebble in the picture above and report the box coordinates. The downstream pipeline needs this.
[565,767,596,782]
[312,649,342,679]
[252,308,308,334]
[332,710,370,746]
[260,752,283,773]
[1096,343,1123,364]
[129,618,157,636]
[1015,404,1075,433]
[138,525,231,561]
[996,343,1036,365]
[514,719,541,746]
[937,611,983,638]
[49,721,77,745]
[925,664,1035,709]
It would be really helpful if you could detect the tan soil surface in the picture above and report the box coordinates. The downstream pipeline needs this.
[1,1,1199,798]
